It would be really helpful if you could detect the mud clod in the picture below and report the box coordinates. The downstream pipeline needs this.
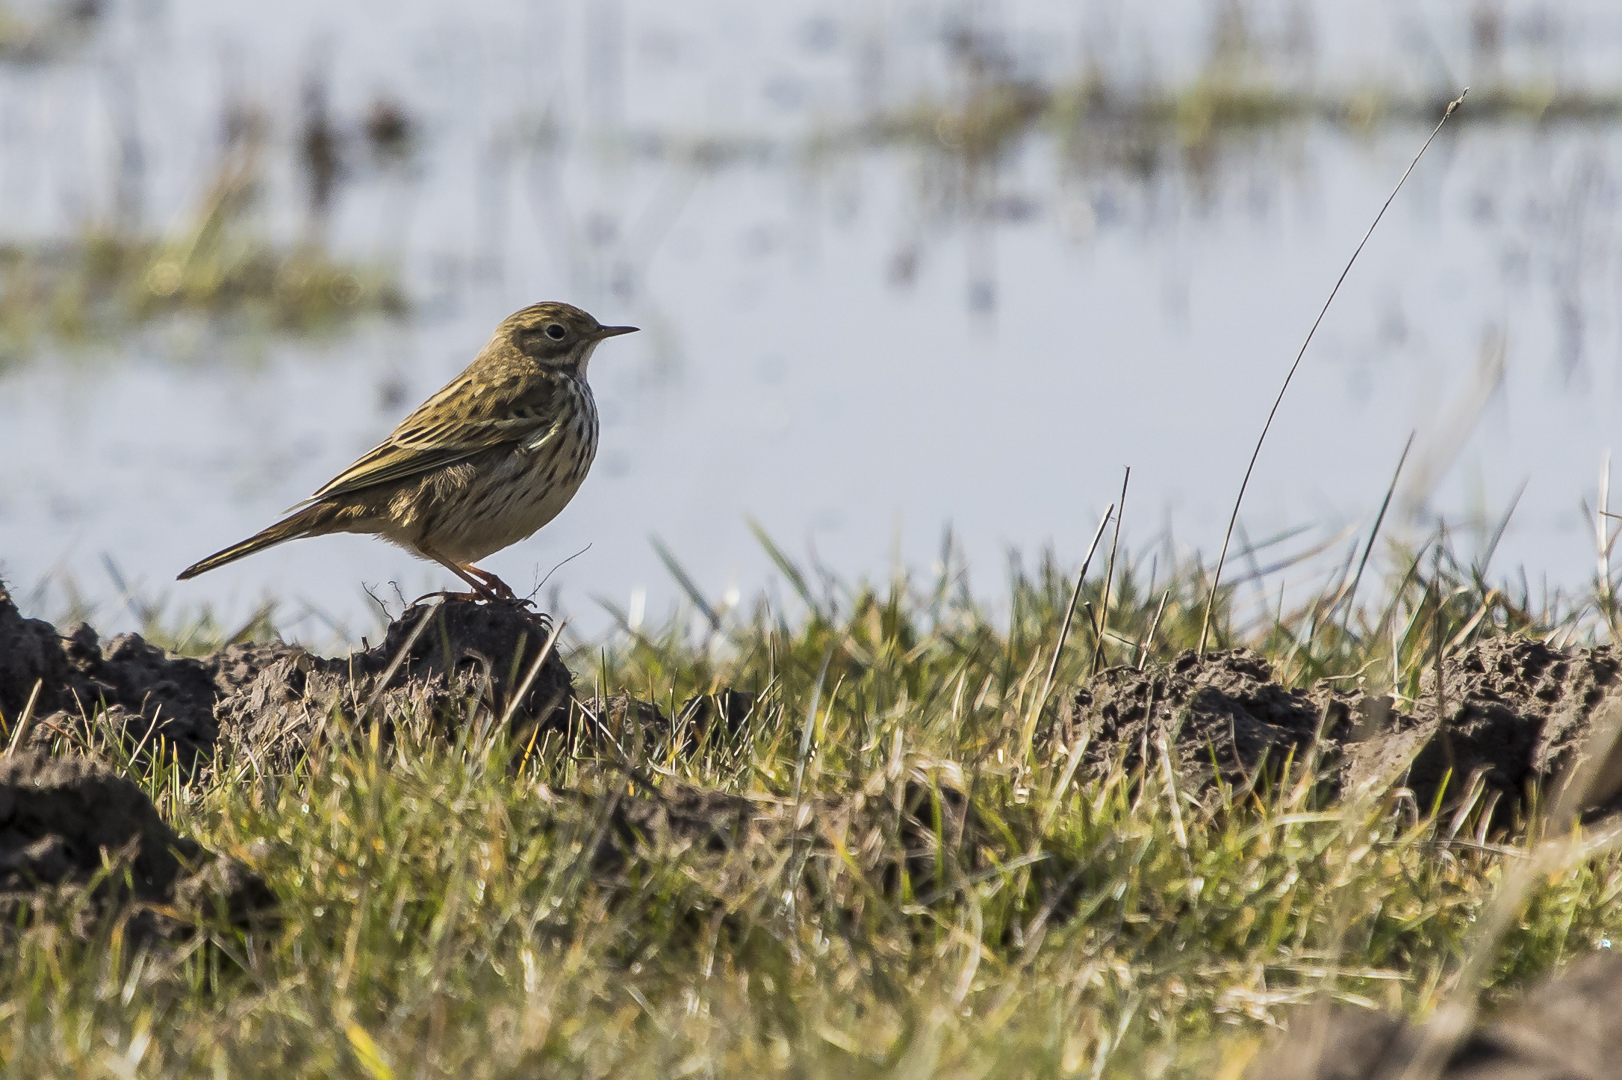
[1401,638,1622,817]
[0,752,275,938]
[1060,638,1622,823]
[204,641,307,698]
[1061,650,1352,790]
[0,585,221,768]
[0,584,574,776]
[217,598,573,773]
[1343,637,1622,825]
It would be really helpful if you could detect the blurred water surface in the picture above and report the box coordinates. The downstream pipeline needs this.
[5,0,1622,642]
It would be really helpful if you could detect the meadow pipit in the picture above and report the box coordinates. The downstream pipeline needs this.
[178,302,636,601]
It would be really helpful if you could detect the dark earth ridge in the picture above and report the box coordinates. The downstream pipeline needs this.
[1056,639,1622,823]
[0,583,575,774]
[0,751,276,940]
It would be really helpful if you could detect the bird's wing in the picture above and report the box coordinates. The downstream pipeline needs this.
[298,371,567,505]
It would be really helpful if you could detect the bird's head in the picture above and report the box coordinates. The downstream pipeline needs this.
[498,302,637,374]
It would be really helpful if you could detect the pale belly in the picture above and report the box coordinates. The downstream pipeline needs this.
[449,433,598,563]
[377,392,600,565]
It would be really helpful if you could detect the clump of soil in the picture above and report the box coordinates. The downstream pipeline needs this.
[1340,637,1622,827]
[1248,948,1622,1079]
[1058,650,1355,792]
[1418,637,1622,815]
[216,598,573,774]
[0,584,223,768]
[0,751,275,939]
[0,583,575,776]
[1061,638,1622,827]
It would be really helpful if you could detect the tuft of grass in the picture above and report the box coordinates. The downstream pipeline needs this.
[0,231,406,363]
[0,122,405,365]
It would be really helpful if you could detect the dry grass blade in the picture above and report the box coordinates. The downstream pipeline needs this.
[1338,431,1416,632]
[497,617,567,731]
[356,596,444,728]
[1595,453,1620,637]
[1139,589,1170,670]
[1024,504,1115,758]
[5,678,42,757]
[1198,87,1469,655]
[1092,468,1131,675]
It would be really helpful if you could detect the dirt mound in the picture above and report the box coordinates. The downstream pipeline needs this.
[1341,637,1622,826]
[0,751,275,939]
[1418,637,1622,814]
[1059,650,1354,790]
[1060,638,1622,825]
[216,597,573,773]
[0,584,225,768]
[1,583,576,776]
[1249,948,1622,1079]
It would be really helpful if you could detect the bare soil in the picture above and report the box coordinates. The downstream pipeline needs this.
[1055,649,1359,794]
[0,751,275,940]
[0,592,222,768]
[215,596,574,773]
[1057,642,1622,824]
[0,584,573,774]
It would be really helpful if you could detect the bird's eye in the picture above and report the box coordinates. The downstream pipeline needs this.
[544,323,567,341]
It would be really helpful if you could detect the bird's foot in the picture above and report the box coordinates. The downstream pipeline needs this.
[419,546,523,604]
[464,564,525,603]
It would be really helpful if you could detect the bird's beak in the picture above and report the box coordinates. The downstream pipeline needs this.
[593,325,639,339]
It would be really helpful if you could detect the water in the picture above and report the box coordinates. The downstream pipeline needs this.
[5,0,1622,643]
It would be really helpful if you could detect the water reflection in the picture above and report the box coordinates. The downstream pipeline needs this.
[3,1,1622,645]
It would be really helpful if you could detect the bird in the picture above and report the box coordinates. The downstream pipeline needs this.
[178,301,636,602]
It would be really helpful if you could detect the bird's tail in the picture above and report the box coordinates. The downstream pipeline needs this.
[177,503,344,580]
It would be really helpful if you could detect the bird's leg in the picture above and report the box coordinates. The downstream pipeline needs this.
[463,564,521,602]
[420,546,502,603]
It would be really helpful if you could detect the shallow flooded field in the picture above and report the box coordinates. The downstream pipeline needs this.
[5,0,1622,643]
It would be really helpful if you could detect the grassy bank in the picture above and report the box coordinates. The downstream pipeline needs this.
[5,535,1621,1079]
